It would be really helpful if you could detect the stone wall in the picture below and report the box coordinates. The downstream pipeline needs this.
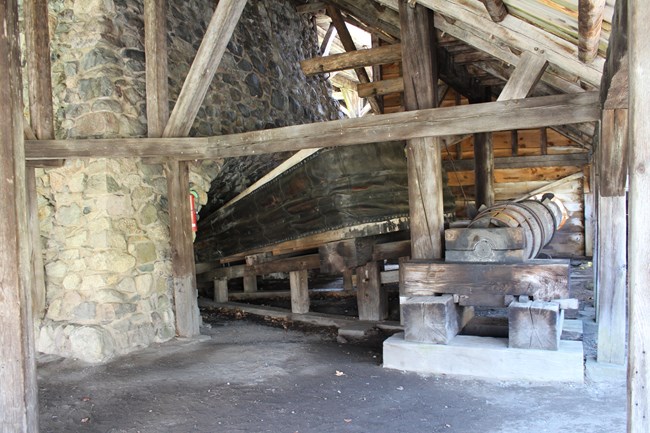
[34,0,339,363]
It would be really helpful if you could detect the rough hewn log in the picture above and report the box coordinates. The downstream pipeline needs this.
[25,92,601,160]
[628,2,650,430]
[497,51,548,102]
[0,0,39,429]
[300,44,402,76]
[357,77,404,98]
[578,0,606,64]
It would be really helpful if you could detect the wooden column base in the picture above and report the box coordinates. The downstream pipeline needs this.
[289,270,310,314]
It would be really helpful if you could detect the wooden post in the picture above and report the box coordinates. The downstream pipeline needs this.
[24,0,55,320]
[400,0,444,259]
[628,1,650,429]
[243,273,258,293]
[0,0,40,429]
[144,0,169,138]
[356,261,387,321]
[511,130,519,156]
[474,130,494,208]
[289,270,310,314]
[343,269,354,290]
[578,0,606,63]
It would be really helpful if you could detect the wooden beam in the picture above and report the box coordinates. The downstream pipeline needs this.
[25,92,602,160]
[356,261,387,321]
[296,1,325,14]
[325,0,401,40]
[628,1,650,429]
[319,22,337,56]
[599,109,628,197]
[24,0,55,320]
[478,0,507,22]
[400,260,570,300]
[400,0,443,259]
[0,0,39,429]
[377,0,604,87]
[600,0,627,109]
[144,0,169,138]
[474,131,494,208]
[578,0,606,64]
[289,270,310,314]
[327,5,381,113]
[357,77,404,98]
[163,0,247,137]
[300,44,402,76]
[497,51,548,102]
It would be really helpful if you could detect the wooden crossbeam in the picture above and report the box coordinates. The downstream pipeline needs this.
[478,0,507,22]
[25,92,600,160]
[326,0,401,39]
[497,51,548,101]
[300,44,402,76]
[578,0,606,64]
[357,77,404,97]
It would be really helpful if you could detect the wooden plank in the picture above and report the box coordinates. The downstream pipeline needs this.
[25,92,602,160]
[442,153,590,171]
[144,0,169,138]
[401,0,443,260]
[578,0,606,64]
[301,43,402,76]
[599,0,627,109]
[357,77,404,98]
[289,270,310,314]
[24,0,55,320]
[478,0,508,22]
[0,0,39,429]
[252,254,321,275]
[496,51,548,102]
[599,109,628,197]
[163,0,247,138]
[448,166,584,187]
[372,239,411,261]
[165,161,200,336]
[400,260,570,300]
[629,2,650,430]
[356,261,387,321]
[596,196,626,365]
[325,5,381,114]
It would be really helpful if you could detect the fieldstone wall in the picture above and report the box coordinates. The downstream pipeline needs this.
[33,0,339,363]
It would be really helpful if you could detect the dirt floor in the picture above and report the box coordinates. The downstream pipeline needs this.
[38,313,626,433]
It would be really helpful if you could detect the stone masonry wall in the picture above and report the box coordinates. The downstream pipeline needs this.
[34,0,339,363]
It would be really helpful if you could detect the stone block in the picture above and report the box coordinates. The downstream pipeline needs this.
[508,300,563,350]
[402,295,461,344]
[69,326,115,363]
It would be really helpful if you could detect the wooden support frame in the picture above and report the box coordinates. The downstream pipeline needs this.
[300,44,402,76]
[628,1,650,429]
[25,92,601,161]
[478,0,507,22]
[144,0,169,138]
[0,0,39,429]
[325,5,382,114]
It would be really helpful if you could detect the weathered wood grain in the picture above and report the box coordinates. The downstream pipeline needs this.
[25,92,601,161]
[0,0,39,429]
[478,0,508,22]
[599,109,628,197]
[356,261,387,321]
[599,0,627,109]
[289,270,310,314]
[400,260,570,300]
[301,43,402,76]
[144,0,169,138]
[628,2,650,430]
[509,300,562,350]
[578,0,606,64]
[357,77,404,98]
[497,51,548,102]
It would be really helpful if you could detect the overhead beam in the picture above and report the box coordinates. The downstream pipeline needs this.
[578,0,606,64]
[300,43,402,76]
[163,0,247,137]
[0,0,40,429]
[478,0,508,22]
[325,5,381,114]
[357,77,404,98]
[25,92,601,161]
[326,0,401,40]
[319,22,337,56]
[376,0,604,87]
[628,1,650,430]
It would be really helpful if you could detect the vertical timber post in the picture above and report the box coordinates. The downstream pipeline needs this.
[289,269,310,314]
[399,0,444,259]
[628,1,650,431]
[0,0,40,430]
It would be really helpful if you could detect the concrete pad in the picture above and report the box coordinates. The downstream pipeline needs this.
[585,357,627,384]
[383,333,584,383]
